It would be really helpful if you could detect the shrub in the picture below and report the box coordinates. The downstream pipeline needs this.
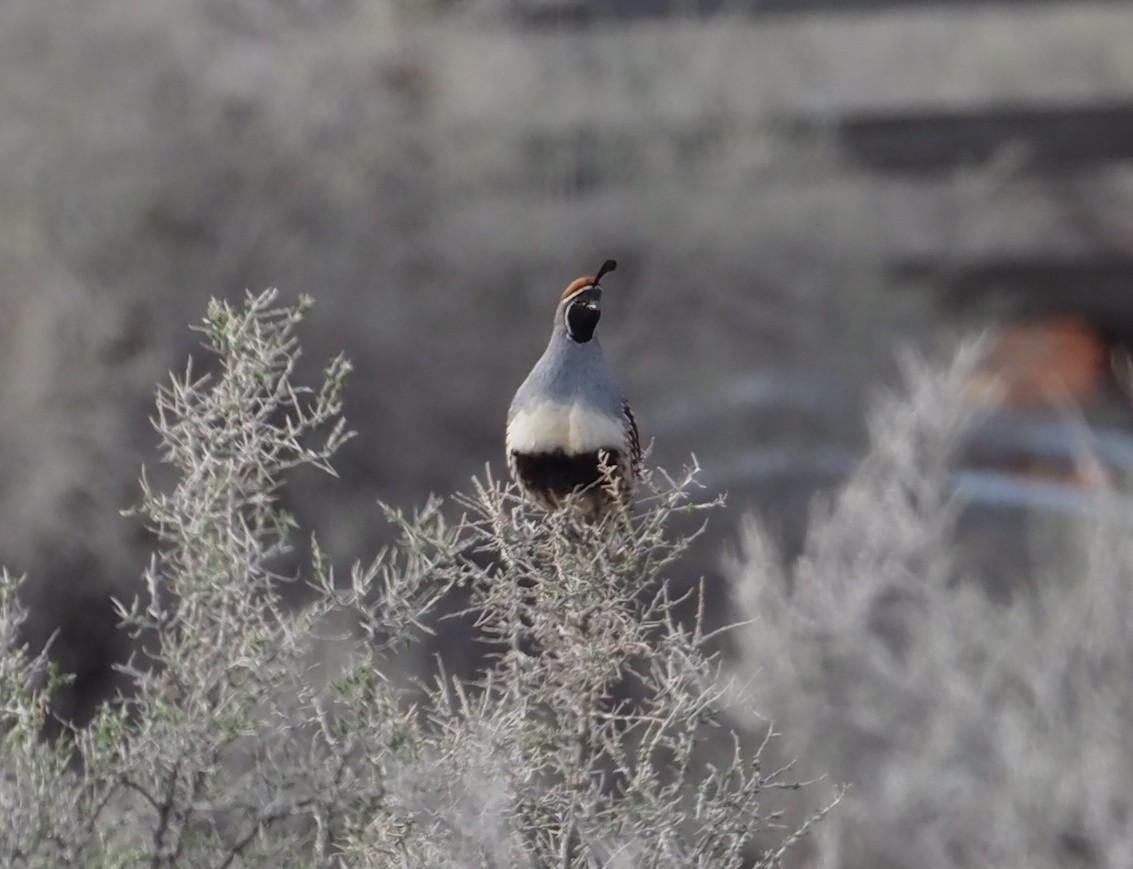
[731,343,1133,868]
[0,289,829,868]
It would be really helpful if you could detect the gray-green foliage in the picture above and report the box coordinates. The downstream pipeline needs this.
[731,344,1133,869]
[0,290,827,868]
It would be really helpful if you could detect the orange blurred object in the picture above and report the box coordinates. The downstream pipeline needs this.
[972,317,1105,409]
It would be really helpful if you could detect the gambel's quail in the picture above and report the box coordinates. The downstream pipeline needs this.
[506,259,642,518]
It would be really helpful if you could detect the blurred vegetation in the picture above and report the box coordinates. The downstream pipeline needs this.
[3,2,1133,866]
[0,0,934,727]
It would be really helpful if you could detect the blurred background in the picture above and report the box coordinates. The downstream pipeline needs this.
[5,0,1133,837]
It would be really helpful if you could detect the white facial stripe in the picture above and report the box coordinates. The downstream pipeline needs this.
[561,285,594,306]
[507,401,626,455]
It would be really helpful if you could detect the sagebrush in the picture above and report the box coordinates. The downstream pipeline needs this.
[732,344,1133,869]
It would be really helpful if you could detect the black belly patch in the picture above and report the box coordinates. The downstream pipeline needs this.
[512,448,621,499]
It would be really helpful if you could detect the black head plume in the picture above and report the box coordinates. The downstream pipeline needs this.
[593,259,617,286]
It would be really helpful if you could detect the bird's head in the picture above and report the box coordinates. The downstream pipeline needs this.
[557,258,616,344]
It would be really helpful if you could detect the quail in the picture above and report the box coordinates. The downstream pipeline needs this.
[506,259,642,518]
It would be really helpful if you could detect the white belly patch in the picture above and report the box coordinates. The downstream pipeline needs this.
[507,400,626,455]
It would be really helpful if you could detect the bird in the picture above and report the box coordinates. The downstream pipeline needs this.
[506,259,642,519]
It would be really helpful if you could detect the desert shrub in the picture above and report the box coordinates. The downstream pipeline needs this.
[0,289,829,868]
[731,343,1133,869]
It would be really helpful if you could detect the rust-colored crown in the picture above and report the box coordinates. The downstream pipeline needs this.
[559,258,617,301]
[560,275,594,301]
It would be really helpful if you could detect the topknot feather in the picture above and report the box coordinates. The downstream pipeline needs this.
[559,258,617,301]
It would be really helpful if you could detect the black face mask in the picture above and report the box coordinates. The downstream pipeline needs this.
[565,297,601,343]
